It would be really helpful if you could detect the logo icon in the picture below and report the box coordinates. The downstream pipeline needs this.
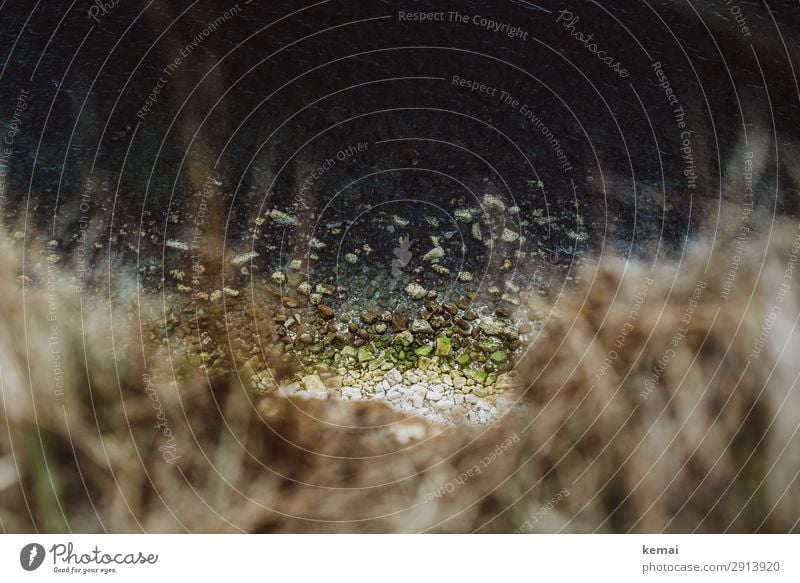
[19,543,45,571]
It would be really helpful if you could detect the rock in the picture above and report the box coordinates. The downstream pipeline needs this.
[457,271,473,282]
[271,271,286,284]
[426,390,443,401]
[342,345,356,358]
[496,306,512,318]
[358,347,374,362]
[297,282,312,295]
[406,372,421,384]
[394,330,414,347]
[391,315,408,331]
[375,323,387,334]
[501,228,519,242]
[342,387,362,400]
[309,237,326,249]
[405,282,427,300]
[436,399,454,410]
[432,264,450,275]
[361,311,378,324]
[471,369,488,384]
[483,194,506,211]
[317,304,334,319]
[345,253,358,264]
[490,351,508,364]
[454,208,475,221]
[422,246,445,262]
[301,374,327,392]
[289,259,303,270]
[463,309,478,321]
[414,344,433,357]
[223,287,239,297]
[269,209,298,226]
[411,319,434,335]
[472,385,490,398]
[455,354,470,367]
[435,336,452,356]
[384,368,403,385]
[231,251,259,266]
[299,332,314,345]
[471,223,482,241]
[453,375,466,389]
[478,317,516,339]
[309,293,322,305]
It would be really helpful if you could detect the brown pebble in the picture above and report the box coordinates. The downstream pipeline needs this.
[348,322,358,333]
[496,307,512,318]
[317,304,334,319]
[443,303,458,315]
[463,309,478,321]
[360,311,378,324]
[391,315,408,332]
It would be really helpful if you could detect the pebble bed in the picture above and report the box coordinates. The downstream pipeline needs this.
[267,365,518,426]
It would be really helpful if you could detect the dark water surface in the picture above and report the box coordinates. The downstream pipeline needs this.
[0,0,797,288]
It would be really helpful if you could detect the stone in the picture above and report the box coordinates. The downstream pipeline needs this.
[394,330,414,347]
[358,347,374,362]
[317,304,334,319]
[490,351,508,364]
[457,271,473,282]
[411,319,434,335]
[435,336,452,356]
[471,369,488,384]
[454,208,475,221]
[269,209,298,226]
[301,374,327,392]
[271,271,286,284]
[415,345,433,357]
[483,193,506,211]
[501,228,519,242]
[478,317,516,339]
[455,354,470,366]
[384,368,403,385]
[375,323,387,333]
[471,223,482,241]
[422,246,445,262]
[345,253,358,264]
[361,311,378,324]
[405,282,427,300]
[496,306,512,318]
[426,390,443,401]
[297,282,312,295]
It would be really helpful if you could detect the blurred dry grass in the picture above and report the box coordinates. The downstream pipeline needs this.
[1,220,799,533]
